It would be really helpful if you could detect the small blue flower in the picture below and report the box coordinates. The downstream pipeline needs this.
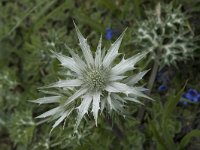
[182,88,200,103]
[158,85,168,91]
[106,28,113,40]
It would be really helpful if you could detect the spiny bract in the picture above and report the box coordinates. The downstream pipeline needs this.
[31,23,151,131]
[133,3,198,67]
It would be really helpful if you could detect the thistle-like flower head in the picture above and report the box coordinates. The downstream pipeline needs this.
[134,3,198,66]
[31,23,151,131]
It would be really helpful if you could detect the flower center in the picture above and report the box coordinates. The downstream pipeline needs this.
[85,69,106,91]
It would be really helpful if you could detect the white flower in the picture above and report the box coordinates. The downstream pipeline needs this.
[31,23,151,131]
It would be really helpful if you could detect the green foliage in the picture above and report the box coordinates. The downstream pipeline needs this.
[0,0,200,149]
[147,84,200,150]
[179,130,200,149]
[8,111,35,147]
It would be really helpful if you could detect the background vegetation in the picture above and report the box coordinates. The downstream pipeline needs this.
[0,0,200,149]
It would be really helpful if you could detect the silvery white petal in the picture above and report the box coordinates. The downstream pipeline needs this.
[124,97,144,105]
[72,54,87,71]
[112,94,127,103]
[107,93,113,111]
[111,97,125,113]
[76,94,92,128]
[130,88,153,100]
[103,29,126,68]
[51,50,81,74]
[101,47,106,59]
[111,53,146,75]
[100,98,106,113]
[124,70,149,85]
[107,94,124,113]
[105,82,133,95]
[134,86,148,92]
[45,79,82,88]
[92,92,101,126]
[38,90,61,96]
[109,75,127,81]
[95,35,102,68]
[36,106,61,118]
[29,96,60,104]
[105,85,120,93]
[65,44,87,70]
[74,22,94,66]
[51,109,73,132]
[64,88,87,106]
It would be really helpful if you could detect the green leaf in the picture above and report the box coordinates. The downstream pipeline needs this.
[162,81,187,123]
[161,82,187,149]
[148,118,168,150]
[31,0,73,32]
[133,0,142,19]
[73,10,105,32]
[4,0,47,38]
[179,130,200,150]
[96,0,118,11]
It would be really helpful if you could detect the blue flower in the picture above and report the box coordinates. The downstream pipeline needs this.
[158,85,168,91]
[182,88,200,103]
[106,28,113,40]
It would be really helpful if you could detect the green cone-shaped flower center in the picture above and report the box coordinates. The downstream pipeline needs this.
[85,69,106,91]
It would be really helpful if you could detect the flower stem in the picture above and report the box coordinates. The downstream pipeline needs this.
[137,60,159,121]
[147,60,159,94]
